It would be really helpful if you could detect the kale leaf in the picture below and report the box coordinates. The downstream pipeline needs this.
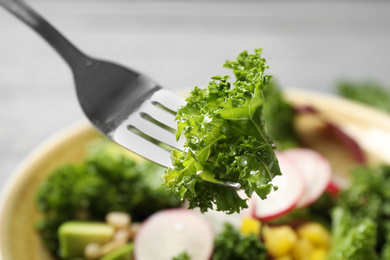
[35,138,180,255]
[337,80,390,112]
[327,207,379,260]
[263,80,300,150]
[212,223,267,260]
[172,252,191,260]
[327,164,390,259]
[163,49,281,213]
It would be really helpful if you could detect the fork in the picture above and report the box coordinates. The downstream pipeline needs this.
[1,0,240,189]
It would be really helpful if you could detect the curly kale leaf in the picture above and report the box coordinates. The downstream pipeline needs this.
[212,223,267,260]
[263,80,300,150]
[337,164,390,253]
[35,138,180,255]
[172,252,191,260]
[336,165,390,222]
[327,164,390,259]
[327,207,379,260]
[163,49,281,213]
[381,224,390,260]
[337,79,390,112]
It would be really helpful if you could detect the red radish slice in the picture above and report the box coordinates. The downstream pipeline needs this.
[326,180,341,196]
[134,209,214,260]
[250,152,306,221]
[283,148,332,208]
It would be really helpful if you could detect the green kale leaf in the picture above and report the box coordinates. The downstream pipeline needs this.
[380,223,390,260]
[263,80,300,150]
[327,164,390,258]
[327,207,379,260]
[337,80,390,112]
[336,165,390,222]
[35,138,180,255]
[212,222,267,260]
[163,49,281,213]
[172,252,191,260]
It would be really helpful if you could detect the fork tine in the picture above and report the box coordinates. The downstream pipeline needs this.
[112,90,186,168]
[113,120,173,168]
[139,101,177,131]
[113,90,241,189]
[126,113,185,151]
[150,89,187,113]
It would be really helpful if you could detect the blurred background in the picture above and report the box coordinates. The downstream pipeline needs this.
[0,0,389,190]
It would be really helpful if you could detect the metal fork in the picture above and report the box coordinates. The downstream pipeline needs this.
[1,0,240,189]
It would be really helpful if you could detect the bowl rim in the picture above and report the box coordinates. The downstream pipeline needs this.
[0,119,93,260]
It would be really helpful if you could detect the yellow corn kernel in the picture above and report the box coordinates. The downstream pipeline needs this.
[275,255,294,260]
[296,222,331,248]
[292,237,315,260]
[240,216,261,236]
[263,225,297,258]
[309,248,328,260]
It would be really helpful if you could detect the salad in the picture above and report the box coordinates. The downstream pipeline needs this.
[34,49,390,260]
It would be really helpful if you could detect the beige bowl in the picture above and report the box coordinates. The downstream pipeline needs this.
[1,89,390,260]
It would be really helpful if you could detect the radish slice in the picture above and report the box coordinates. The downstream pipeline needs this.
[250,152,306,221]
[134,209,214,260]
[283,148,332,208]
[326,180,341,196]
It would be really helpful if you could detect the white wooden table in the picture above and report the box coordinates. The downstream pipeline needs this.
[1,0,390,190]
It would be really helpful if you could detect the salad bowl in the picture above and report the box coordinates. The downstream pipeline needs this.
[1,89,390,260]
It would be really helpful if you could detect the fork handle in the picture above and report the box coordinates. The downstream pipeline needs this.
[0,0,92,72]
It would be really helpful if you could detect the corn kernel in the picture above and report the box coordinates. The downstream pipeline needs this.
[240,216,261,236]
[296,222,331,248]
[263,225,297,258]
[292,237,315,260]
[275,255,294,260]
[309,248,328,260]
